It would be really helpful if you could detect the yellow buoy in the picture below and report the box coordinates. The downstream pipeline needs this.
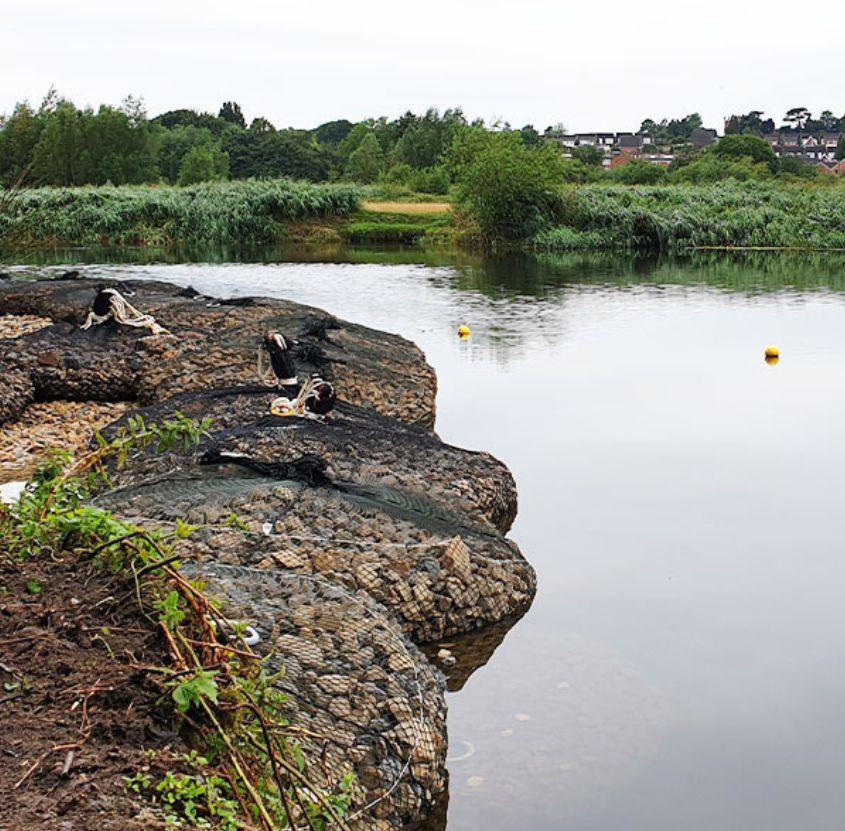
[765,355,780,366]
[764,346,779,358]
[457,325,471,338]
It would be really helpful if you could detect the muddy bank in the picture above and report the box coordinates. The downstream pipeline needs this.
[0,274,535,828]
[0,549,190,830]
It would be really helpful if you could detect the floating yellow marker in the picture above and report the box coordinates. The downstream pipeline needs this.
[765,355,780,366]
[458,325,471,338]
[764,346,780,358]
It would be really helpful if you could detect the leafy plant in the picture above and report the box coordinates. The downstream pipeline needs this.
[155,590,186,630]
[125,754,242,830]
[170,669,219,712]
[1,417,359,830]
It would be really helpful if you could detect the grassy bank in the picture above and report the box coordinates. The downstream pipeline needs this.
[0,182,461,249]
[532,183,845,252]
[340,205,453,244]
[0,180,362,247]
[5,180,843,254]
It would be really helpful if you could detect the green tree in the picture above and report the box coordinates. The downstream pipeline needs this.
[519,125,541,147]
[407,165,450,194]
[573,145,604,166]
[724,111,775,136]
[152,109,227,135]
[783,107,811,130]
[30,100,86,185]
[346,133,383,182]
[177,144,229,184]
[223,129,331,180]
[445,125,494,180]
[712,134,778,172]
[313,119,354,145]
[218,101,246,128]
[835,135,845,161]
[0,102,46,185]
[639,113,703,142]
[454,131,566,243]
[249,117,275,133]
[819,110,839,130]
[670,153,772,183]
[156,126,220,183]
[337,123,372,163]
[394,108,466,169]
[777,156,817,179]
[78,104,157,184]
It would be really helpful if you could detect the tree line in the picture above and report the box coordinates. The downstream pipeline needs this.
[725,108,845,136]
[0,91,488,190]
[3,92,845,196]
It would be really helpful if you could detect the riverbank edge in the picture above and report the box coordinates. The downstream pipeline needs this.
[0,276,531,828]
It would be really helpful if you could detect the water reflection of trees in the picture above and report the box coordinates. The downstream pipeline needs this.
[530,250,845,294]
[13,248,845,370]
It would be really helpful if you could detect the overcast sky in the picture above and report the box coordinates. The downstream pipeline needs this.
[4,0,843,133]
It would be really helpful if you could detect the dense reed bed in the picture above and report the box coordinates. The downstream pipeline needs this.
[532,183,845,251]
[0,180,362,246]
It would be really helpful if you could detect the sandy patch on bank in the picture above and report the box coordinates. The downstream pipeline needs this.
[361,200,452,214]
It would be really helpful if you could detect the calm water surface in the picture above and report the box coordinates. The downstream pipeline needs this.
[15,251,845,830]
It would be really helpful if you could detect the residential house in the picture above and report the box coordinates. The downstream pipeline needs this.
[763,130,843,163]
[691,128,718,149]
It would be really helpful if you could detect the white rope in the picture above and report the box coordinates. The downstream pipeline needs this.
[81,289,167,336]
[269,375,329,422]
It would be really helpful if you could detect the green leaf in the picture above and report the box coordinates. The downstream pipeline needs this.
[171,669,219,712]
[174,518,196,539]
[154,590,185,630]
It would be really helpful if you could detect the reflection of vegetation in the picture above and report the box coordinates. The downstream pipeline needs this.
[447,250,845,301]
[8,246,845,297]
[534,250,845,293]
[1,242,483,269]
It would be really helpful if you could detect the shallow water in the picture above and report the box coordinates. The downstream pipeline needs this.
[11,249,845,830]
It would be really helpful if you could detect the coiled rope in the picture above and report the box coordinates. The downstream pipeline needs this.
[81,288,168,336]
[269,375,332,422]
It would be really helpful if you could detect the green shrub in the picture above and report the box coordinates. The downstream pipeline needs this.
[669,154,773,183]
[406,166,450,194]
[612,160,667,185]
[452,130,566,243]
[177,145,229,185]
[712,134,779,172]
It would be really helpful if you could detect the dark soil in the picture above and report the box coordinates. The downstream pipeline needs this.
[0,550,188,831]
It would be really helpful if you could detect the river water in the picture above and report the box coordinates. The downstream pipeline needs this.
[11,249,845,830]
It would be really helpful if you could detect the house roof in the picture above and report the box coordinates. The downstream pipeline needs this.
[691,128,718,146]
[619,134,644,148]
